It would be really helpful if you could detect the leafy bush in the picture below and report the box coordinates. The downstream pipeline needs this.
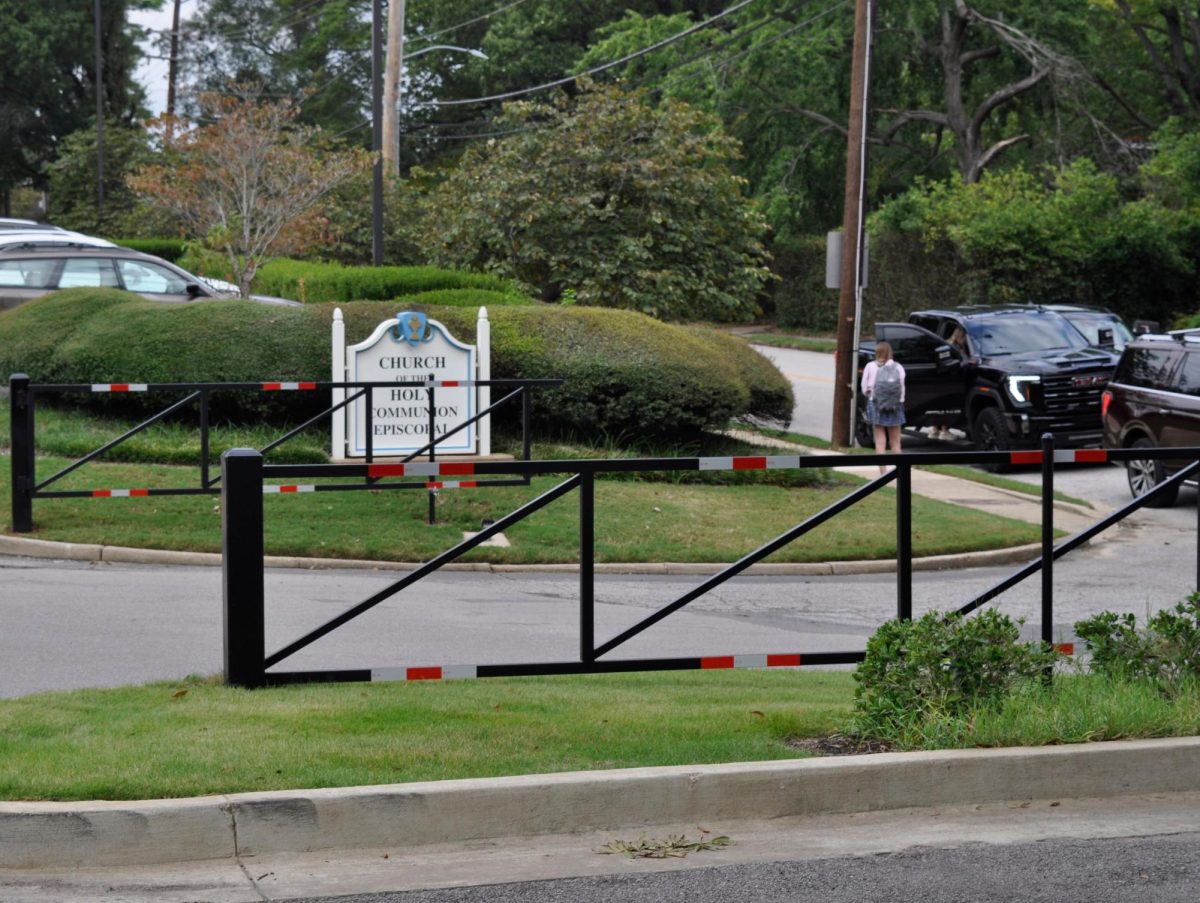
[401,83,772,322]
[113,239,189,263]
[250,258,520,303]
[852,609,1058,744]
[0,290,792,441]
[1075,595,1200,696]
[767,235,838,332]
[870,152,1200,328]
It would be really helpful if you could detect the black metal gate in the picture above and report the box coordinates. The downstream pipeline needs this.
[218,437,1200,688]
[8,372,562,531]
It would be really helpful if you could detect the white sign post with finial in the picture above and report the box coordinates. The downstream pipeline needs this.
[331,307,490,460]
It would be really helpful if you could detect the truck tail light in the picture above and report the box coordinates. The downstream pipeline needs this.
[1101,389,1112,419]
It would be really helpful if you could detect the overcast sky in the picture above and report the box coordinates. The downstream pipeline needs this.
[128,1,195,116]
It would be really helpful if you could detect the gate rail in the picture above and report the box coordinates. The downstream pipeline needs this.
[219,436,1200,688]
[8,372,563,532]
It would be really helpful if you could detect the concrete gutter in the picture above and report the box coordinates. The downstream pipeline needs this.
[0,533,1045,576]
[2,737,1197,870]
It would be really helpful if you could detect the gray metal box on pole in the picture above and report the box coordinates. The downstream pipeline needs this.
[826,231,869,289]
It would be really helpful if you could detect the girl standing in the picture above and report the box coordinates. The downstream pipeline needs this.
[861,341,906,474]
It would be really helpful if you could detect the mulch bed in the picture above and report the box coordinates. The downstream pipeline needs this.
[787,733,895,756]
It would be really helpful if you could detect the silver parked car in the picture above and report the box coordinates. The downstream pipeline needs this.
[0,229,116,251]
[0,246,299,310]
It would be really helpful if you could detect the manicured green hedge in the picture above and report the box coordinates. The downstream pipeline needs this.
[112,239,189,262]
[251,259,523,304]
[393,289,531,308]
[0,290,792,441]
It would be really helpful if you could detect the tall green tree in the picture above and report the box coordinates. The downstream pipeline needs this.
[404,83,771,322]
[185,0,372,140]
[0,0,153,211]
[46,123,167,235]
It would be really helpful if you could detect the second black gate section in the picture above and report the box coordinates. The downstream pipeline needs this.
[220,439,1200,689]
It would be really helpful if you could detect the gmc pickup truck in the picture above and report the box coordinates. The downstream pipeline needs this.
[856,305,1122,458]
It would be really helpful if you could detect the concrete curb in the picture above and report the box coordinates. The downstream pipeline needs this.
[0,533,1044,576]
[2,737,1198,870]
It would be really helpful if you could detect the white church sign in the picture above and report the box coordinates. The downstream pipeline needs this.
[331,308,491,459]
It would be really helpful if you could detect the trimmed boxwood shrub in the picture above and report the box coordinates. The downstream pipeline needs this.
[250,258,520,303]
[0,289,792,441]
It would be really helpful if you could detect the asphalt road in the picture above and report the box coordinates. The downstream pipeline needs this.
[281,833,1200,903]
[2,495,1195,699]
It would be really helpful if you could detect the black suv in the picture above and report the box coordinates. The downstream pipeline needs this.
[856,305,1121,454]
[1102,331,1200,507]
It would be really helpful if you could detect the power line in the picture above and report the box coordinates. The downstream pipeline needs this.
[640,0,849,94]
[408,0,534,46]
[433,0,763,107]
[410,0,849,143]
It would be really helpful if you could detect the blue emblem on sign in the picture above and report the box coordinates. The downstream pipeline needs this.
[394,311,429,346]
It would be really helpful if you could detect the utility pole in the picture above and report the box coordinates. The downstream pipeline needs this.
[371,0,384,265]
[166,0,182,123]
[382,0,406,176]
[93,0,105,228]
[830,0,873,448]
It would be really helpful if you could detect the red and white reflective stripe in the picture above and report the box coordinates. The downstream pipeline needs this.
[91,488,150,497]
[421,379,475,387]
[701,654,803,670]
[262,484,316,494]
[261,382,317,391]
[368,462,477,478]
[1009,449,1108,466]
[367,655,806,683]
[371,665,479,682]
[697,455,801,472]
[425,480,477,490]
[91,383,148,393]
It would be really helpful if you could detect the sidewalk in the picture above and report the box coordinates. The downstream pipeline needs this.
[3,740,1199,901]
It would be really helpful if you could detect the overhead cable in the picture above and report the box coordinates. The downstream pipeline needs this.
[433,0,763,107]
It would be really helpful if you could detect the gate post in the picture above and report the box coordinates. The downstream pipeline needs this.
[895,461,912,620]
[1041,433,1055,652]
[222,449,266,688]
[579,470,595,663]
[9,374,33,533]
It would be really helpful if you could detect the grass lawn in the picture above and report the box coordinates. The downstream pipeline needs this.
[2,669,1197,802]
[0,670,854,801]
[741,333,838,353]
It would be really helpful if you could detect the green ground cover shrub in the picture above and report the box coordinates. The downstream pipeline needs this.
[0,290,792,441]
[851,609,1059,745]
[1075,595,1200,696]
[251,258,521,303]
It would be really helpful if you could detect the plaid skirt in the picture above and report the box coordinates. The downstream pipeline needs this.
[866,398,906,428]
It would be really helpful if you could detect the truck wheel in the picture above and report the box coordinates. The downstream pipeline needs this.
[1127,437,1179,508]
[973,407,1012,472]
[854,408,874,448]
